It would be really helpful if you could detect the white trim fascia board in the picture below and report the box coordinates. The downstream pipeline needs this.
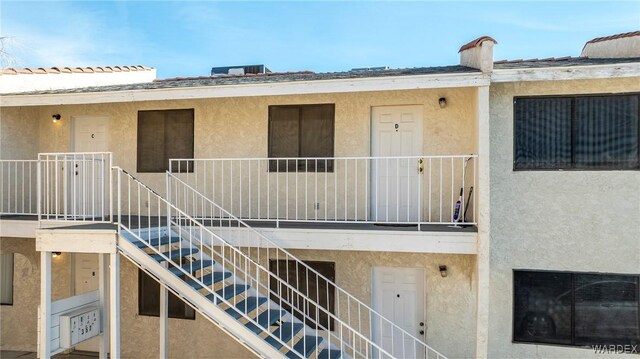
[36,228,117,253]
[208,226,478,255]
[0,219,37,238]
[0,72,489,107]
[491,62,640,83]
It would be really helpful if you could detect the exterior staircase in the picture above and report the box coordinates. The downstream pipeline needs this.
[115,167,372,358]
[38,154,446,358]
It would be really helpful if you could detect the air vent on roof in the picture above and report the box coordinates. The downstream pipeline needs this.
[211,64,271,76]
[350,66,390,72]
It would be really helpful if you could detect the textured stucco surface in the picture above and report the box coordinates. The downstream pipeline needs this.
[1,88,480,357]
[1,88,478,197]
[286,249,477,359]
[0,237,71,351]
[487,77,640,358]
[0,240,475,358]
[0,107,41,160]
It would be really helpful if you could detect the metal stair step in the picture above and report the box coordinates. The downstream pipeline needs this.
[245,309,285,334]
[265,322,305,349]
[286,336,324,359]
[151,247,199,262]
[318,349,342,359]
[131,235,181,249]
[224,296,268,320]
[186,271,232,290]
[215,284,251,302]
[168,260,211,276]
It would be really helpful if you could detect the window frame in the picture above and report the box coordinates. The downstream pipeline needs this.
[137,108,195,173]
[138,269,195,320]
[268,260,336,331]
[0,253,14,306]
[513,92,640,171]
[512,269,640,348]
[267,104,336,173]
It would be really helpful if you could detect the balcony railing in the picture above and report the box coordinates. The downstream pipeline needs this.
[169,155,477,226]
[38,152,112,223]
[0,160,38,215]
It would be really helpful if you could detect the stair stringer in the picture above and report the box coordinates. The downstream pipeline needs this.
[117,234,287,359]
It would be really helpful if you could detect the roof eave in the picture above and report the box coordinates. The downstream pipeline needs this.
[491,61,640,83]
[0,71,488,107]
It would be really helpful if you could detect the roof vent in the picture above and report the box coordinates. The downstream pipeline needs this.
[350,66,390,72]
[211,64,271,76]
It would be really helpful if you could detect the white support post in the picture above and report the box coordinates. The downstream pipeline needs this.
[110,253,120,358]
[99,253,109,359]
[475,85,491,359]
[40,251,52,359]
[159,263,169,359]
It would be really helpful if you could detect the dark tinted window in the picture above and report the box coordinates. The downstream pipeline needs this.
[0,254,13,305]
[137,109,194,173]
[269,260,335,330]
[514,94,639,170]
[514,270,640,347]
[268,104,334,172]
[514,97,573,169]
[575,96,639,168]
[574,274,639,345]
[138,269,195,319]
[514,271,572,344]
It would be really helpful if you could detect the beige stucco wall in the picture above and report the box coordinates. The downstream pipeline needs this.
[0,237,72,351]
[0,107,41,160]
[1,87,478,193]
[487,77,640,358]
[288,249,477,359]
[0,237,475,358]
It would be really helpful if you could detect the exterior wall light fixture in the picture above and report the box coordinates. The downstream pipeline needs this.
[52,114,61,123]
[52,252,62,257]
[438,97,447,108]
[439,265,448,277]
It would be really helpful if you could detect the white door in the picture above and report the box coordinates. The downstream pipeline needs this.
[371,106,423,222]
[74,253,100,352]
[71,116,109,219]
[372,267,426,359]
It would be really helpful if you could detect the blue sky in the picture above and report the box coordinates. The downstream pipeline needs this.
[1,1,638,78]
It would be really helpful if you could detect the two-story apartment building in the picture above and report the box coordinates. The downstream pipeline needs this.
[0,31,638,359]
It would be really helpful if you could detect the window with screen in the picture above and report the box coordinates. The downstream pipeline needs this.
[514,94,639,170]
[0,254,13,305]
[514,270,640,347]
[268,104,335,172]
[137,109,194,173]
[138,269,195,319]
[269,260,335,330]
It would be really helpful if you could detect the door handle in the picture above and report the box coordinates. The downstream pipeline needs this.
[419,330,424,335]
[418,158,424,174]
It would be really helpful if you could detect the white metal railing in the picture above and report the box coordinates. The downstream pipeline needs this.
[167,172,447,359]
[169,155,477,226]
[38,152,112,223]
[116,167,424,359]
[0,160,38,215]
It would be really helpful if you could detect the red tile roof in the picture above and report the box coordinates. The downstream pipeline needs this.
[155,71,315,82]
[1,65,153,75]
[458,36,497,53]
[585,31,640,45]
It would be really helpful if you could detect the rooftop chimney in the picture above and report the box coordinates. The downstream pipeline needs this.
[459,36,497,73]
[581,31,640,58]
